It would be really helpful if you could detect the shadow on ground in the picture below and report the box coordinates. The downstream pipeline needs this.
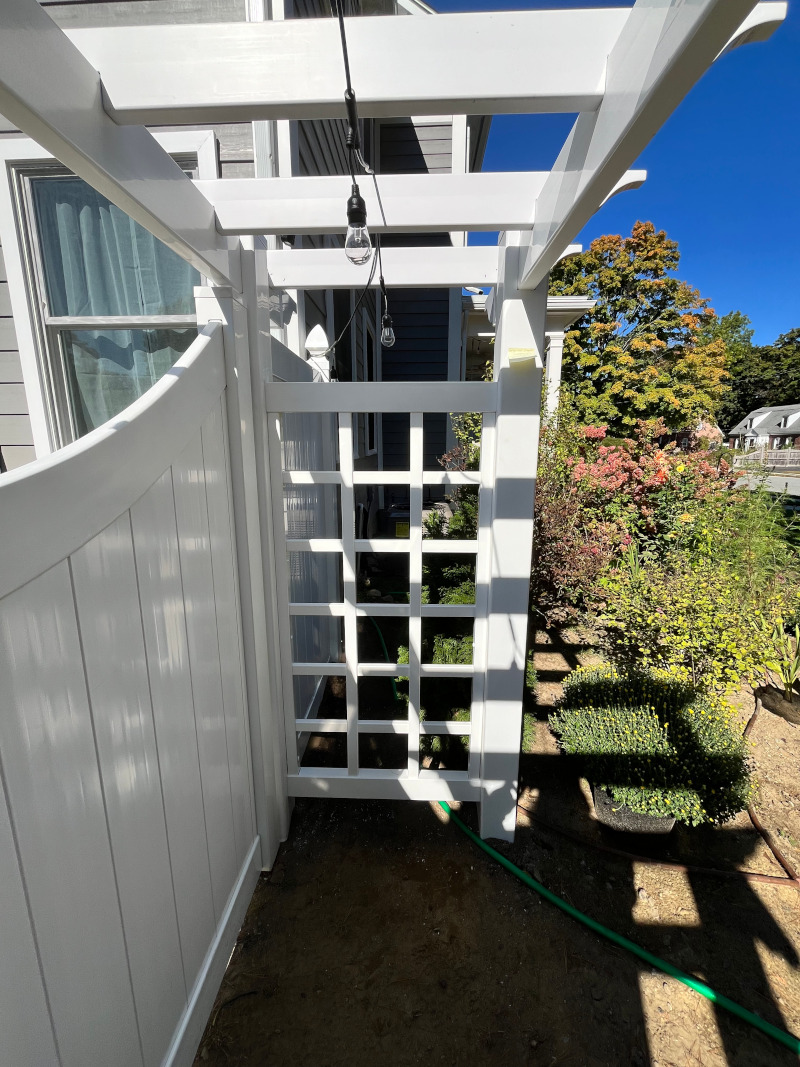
[194,631,800,1067]
[194,786,799,1067]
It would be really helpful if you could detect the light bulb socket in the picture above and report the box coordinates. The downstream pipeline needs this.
[344,89,361,150]
[347,184,367,228]
[382,313,393,332]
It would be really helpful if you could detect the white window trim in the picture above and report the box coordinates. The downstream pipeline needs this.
[0,130,218,456]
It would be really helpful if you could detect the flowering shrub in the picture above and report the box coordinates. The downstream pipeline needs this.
[567,418,736,558]
[549,667,754,826]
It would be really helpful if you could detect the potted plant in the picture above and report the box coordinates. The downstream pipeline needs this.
[549,667,754,832]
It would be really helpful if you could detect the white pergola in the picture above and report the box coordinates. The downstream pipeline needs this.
[0,4,787,1065]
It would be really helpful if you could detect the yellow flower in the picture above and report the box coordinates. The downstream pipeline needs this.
[678,512,694,523]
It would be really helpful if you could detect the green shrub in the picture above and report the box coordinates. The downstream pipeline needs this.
[598,547,793,692]
[526,655,538,696]
[548,667,754,826]
[397,633,473,667]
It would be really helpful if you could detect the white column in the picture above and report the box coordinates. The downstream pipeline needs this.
[479,235,547,841]
[195,279,289,867]
[544,329,566,422]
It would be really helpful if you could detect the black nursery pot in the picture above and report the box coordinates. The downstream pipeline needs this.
[592,784,676,834]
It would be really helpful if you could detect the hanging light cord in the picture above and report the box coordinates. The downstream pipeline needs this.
[315,245,379,363]
[325,0,392,361]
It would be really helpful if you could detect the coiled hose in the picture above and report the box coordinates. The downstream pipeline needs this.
[439,801,800,1058]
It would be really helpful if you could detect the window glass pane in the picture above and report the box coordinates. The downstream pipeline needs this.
[59,327,196,435]
[31,177,200,317]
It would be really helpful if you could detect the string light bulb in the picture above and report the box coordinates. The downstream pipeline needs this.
[345,183,372,265]
[381,313,395,348]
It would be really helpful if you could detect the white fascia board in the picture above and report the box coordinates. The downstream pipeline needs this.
[0,0,234,286]
[197,172,548,235]
[64,10,631,125]
[518,0,774,290]
[266,246,498,290]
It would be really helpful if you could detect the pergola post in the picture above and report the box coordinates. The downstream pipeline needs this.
[479,235,547,841]
[195,280,289,867]
[544,330,566,423]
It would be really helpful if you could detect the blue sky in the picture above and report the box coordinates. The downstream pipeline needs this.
[434,0,799,345]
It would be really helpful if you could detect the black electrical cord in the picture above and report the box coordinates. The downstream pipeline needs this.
[315,246,379,364]
[329,0,393,344]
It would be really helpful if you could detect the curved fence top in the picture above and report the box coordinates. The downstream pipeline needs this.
[0,322,225,601]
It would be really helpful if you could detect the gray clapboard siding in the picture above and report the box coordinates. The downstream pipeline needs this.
[42,0,247,27]
[380,288,449,470]
[0,352,22,382]
[0,318,17,352]
[0,239,32,466]
[1,446,36,470]
[0,416,34,446]
[298,119,350,178]
[0,384,28,414]
[379,120,453,174]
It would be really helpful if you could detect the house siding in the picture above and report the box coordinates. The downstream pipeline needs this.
[379,119,453,175]
[0,242,35,471]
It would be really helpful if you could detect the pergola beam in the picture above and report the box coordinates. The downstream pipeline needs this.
[518,0,785,290]
[66,10,631,124]
[199,170,647,235]
[267,246,499,290]
[0,0,234,286]
[266,244,583,289]
[197,173,551,236]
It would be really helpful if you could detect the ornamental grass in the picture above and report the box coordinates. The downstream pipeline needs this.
[549,667,754,826]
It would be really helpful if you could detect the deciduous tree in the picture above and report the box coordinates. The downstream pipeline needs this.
[549,222,727,434]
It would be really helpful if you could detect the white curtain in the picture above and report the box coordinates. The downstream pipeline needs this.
[32,177,200,433]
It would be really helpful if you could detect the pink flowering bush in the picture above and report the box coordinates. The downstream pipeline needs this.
[566,418,736,559]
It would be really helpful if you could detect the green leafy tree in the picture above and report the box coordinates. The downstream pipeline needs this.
[549,221,727,434]
[701,311,757,432]
[711,321,800,434]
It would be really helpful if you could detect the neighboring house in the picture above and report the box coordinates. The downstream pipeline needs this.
[728,403,800,450]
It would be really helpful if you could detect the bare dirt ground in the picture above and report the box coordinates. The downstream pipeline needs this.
[194,632,800,1067]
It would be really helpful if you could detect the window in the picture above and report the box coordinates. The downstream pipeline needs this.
[20,165,200,444]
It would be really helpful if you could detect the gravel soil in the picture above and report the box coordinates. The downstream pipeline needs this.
[194,631,800,1067]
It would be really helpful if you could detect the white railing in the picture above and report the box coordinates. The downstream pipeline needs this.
[733,447,800,469]
[0,324,261,1067]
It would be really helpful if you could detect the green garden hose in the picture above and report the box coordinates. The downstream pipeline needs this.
[365,616,400,702]
[439,802,800,1059]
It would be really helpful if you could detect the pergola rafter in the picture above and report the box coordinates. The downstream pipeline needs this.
[518,0,786,289]
[0,0,784,299]
[196,171,648,236]
[263,244,584,290]
[67,10,629,124]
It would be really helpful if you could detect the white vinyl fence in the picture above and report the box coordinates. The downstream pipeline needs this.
[0,325,262,1067]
